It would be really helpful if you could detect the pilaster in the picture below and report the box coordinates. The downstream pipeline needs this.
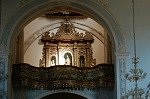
[0,44,8,99]
[115,51,129,99]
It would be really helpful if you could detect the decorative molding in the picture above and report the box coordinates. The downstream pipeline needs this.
[41,22,94,42]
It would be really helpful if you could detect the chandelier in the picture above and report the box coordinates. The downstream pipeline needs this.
[122,0,147,99]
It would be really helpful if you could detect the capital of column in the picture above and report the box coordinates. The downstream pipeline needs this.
[115,52,129,60]
[115,51,129,56]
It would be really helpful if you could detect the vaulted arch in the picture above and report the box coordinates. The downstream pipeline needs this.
[1,0,127,99]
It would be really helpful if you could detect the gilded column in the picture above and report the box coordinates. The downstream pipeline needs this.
[57,43,61,65]
[43,43,49,67]
[45,44,49,67]
[73,43,77,66]
[86,48,90,67]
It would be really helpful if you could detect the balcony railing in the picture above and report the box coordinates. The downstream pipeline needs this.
[12,63,114,90]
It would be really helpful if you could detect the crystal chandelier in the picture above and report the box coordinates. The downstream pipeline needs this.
[122,0,147,99]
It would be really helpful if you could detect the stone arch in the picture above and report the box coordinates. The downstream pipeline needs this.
[34,90,94,99]
[1,0,127,98]
[1,1,125,49]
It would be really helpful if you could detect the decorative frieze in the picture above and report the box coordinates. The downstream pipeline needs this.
[12,63,114,90]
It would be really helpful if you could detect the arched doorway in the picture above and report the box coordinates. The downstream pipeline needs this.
[1,0,127,99]
[41,92,87,99]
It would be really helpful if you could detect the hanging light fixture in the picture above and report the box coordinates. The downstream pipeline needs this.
[122,0,147,99]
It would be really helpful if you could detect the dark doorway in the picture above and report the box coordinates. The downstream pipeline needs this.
[41,92,87,99]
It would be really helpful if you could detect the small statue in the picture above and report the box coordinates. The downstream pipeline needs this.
[65,55,71,65]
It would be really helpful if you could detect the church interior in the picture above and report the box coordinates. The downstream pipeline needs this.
[1,0,150,99]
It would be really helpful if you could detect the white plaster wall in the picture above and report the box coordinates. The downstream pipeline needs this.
[24,18,63,41]
[24,36,43,66]
[92,36,104,64]
[110,0,150,92]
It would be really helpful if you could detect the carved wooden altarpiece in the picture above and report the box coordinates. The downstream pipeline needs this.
[39,21,96,67]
